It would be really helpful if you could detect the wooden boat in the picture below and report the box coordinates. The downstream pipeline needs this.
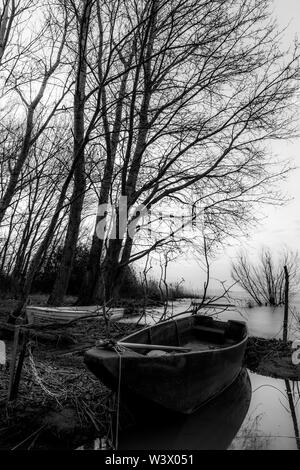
[26,305,124,325]
[84,314,248,414]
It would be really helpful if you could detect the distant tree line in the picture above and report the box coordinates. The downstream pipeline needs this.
[0,242,191,302]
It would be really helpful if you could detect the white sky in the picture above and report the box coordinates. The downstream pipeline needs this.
[147,0,300,293]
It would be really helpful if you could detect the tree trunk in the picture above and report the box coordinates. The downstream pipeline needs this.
[0,1,9,65]
[77,27,134,305]
[78,3,157,305]
[47,153,86,306]
[48,1,91,306]
[77,231,103,305]
[86,228,124,304]
[92,233,133,303]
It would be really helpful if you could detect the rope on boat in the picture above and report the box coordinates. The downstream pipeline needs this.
[96,338,129,353]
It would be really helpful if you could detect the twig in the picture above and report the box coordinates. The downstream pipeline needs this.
[11,424,46,450]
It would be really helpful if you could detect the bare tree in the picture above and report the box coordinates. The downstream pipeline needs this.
[0,0,70,225]
[9,0,131,314]
[0,126,72,291]
[77,0,299,304]
[1,0,299,315]
[48,0,94,305]
[231,247,300,306]
[0,0,32,67]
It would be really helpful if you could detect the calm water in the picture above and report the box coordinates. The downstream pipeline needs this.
[116,370,300,451]
[230,372,300,450]
[120,293,300,341]
[78,370,300,450]
[79,293,300,450]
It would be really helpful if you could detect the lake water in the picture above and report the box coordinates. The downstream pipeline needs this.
[230,372,300,450]
[77,369,300,451]
[79,293,300,450]
[120,293,300,341]
[116,370,300,451]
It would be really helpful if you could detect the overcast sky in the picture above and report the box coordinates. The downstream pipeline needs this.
[148,0,300,293]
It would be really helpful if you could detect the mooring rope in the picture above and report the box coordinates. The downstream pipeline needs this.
[96,338,129,354]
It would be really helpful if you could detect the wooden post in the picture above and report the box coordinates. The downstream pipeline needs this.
[7,325,20,401]
[283,265,289,343]
[285,380,300,450]
[10,332,28,401]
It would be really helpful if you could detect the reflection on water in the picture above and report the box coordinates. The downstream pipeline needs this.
[117,371,300,450]
[230,373,300,450]
[77,369,300,450]
[116,368,251,450]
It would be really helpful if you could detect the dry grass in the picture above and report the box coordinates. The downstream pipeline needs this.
[0,314,142,450]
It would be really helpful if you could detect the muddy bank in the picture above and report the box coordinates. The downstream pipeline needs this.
[245,337,300,381]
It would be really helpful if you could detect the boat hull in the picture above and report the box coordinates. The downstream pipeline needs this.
[26,306,124,324]
[84,315,248,414]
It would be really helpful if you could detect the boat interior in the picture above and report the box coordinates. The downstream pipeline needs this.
[120,315,248,355]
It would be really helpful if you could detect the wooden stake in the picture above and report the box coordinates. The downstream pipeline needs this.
[283,265,289,343]
[10,332,28,400]
[7,325,20,402]
[285,380,300,450]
